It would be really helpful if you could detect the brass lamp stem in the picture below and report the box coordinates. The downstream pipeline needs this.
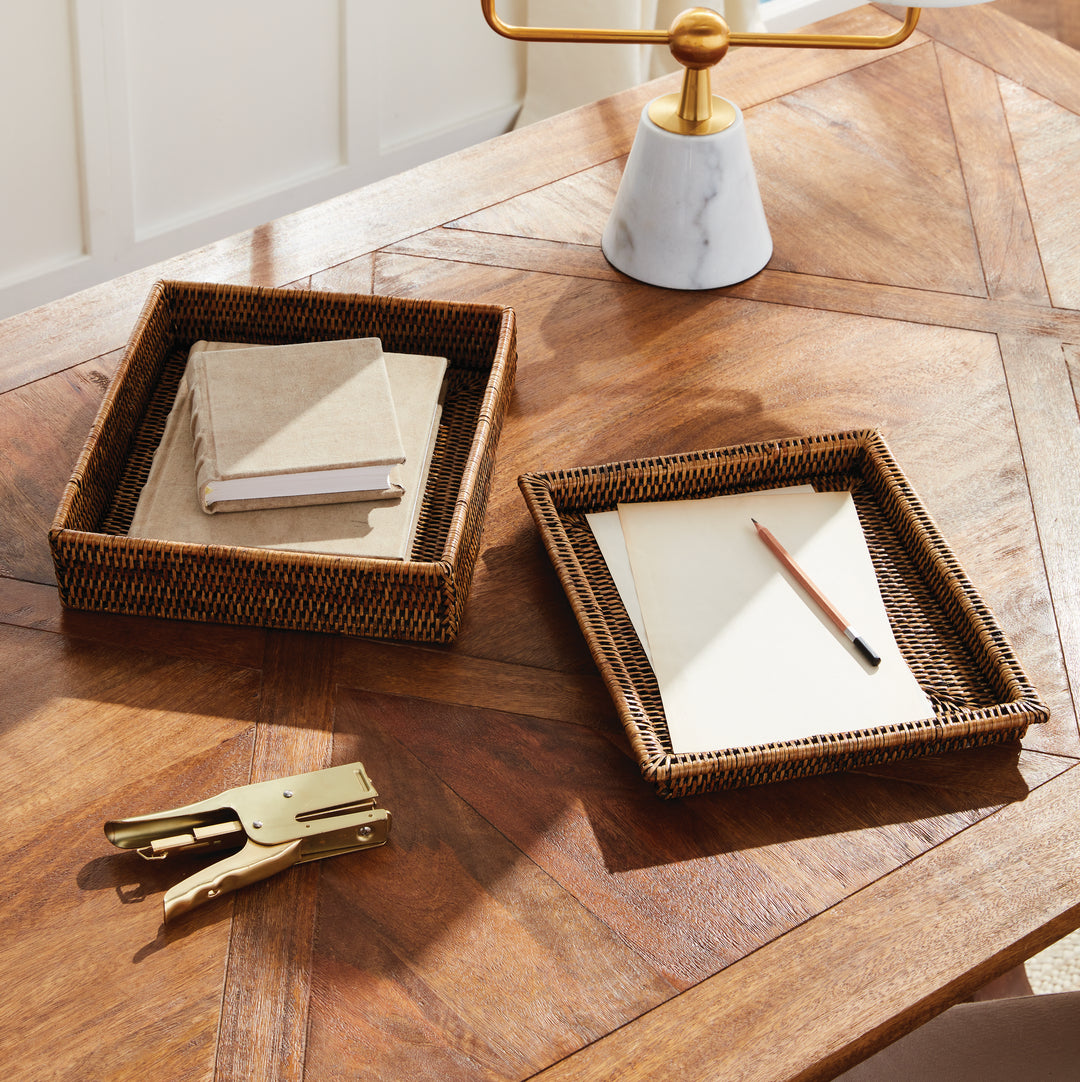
[679,69,714,125]
[652,64,736,136]
[663,9,732,132]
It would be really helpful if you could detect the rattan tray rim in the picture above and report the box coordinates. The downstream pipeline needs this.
[519,428,1047,795]
[50,279,516,642]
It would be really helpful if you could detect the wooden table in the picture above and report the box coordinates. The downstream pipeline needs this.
[3,5,1079,1080]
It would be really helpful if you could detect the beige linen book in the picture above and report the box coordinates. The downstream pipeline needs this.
[128,346,447,560]
[614,488,935,754]
[188,338,405,513]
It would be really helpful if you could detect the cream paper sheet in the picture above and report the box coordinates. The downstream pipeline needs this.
[604,489,934,754]
[586,486,815,663]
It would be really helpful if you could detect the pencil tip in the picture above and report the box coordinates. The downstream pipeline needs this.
[751,518,759,526]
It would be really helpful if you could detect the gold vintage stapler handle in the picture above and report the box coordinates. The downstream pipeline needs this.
[105,761,391,922]
[160,837,302,922]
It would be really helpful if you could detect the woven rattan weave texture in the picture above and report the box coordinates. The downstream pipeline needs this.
[519,430,1047,796]
[50,280,516,642]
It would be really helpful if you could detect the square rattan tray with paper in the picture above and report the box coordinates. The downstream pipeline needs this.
[518,430,1047,797]
[50,280,516,642]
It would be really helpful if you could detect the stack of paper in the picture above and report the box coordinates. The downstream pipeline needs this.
[588,488,934,754]
[128,338,447,560]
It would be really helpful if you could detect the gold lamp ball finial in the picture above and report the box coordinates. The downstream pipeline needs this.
[667,7,731,70]
[650,7,736,135]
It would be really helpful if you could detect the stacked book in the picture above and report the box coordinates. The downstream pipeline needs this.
[128,337,447,559]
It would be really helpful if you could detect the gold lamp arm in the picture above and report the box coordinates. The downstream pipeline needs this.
[482,3,922,130]
[733,7,922,49]
[480,0,670,44]
[480,2,921,53]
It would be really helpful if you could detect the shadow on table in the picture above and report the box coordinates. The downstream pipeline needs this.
[579,738,1036,874]
[77,846,234,960]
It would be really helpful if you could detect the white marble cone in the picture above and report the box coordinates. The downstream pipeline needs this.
[601,99,773,290]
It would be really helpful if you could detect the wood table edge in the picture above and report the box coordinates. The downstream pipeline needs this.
[529,763,1080,1082]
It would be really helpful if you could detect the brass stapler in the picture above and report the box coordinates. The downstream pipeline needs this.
[105,761,391,922]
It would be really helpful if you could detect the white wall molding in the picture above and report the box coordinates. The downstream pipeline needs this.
[3,0,854,319]
[1,0,524,320]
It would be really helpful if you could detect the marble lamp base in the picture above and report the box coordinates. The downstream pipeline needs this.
[601,98,773,290]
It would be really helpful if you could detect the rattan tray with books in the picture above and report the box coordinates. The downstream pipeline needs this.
[518,430,1047,797]
[50,280,516,642]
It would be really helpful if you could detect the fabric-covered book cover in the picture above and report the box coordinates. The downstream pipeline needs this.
[188,337,405,513]
[128,345,447,560]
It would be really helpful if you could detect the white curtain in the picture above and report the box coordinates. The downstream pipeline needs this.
[515,1,765,127]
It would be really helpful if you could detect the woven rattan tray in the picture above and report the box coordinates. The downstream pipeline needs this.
[51,280,516,642]
[519,430,1047,796]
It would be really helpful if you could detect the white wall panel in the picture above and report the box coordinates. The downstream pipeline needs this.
[0,0,525,322]
[0,1,85,288]
[373,0,524,153]
[123,0,345,238]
